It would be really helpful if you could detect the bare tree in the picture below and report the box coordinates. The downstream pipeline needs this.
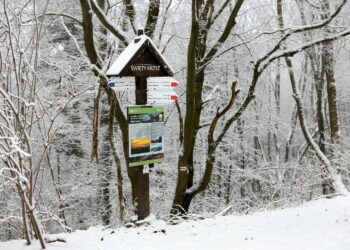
[276,0,348,195]
[0,0,93,245]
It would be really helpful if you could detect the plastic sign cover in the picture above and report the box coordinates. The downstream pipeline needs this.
[127,105,164,167]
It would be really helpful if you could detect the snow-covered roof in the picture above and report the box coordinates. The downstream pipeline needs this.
[106,35,174,77]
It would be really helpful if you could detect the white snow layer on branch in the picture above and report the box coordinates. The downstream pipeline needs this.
[0,168,30,186]
[260,29,350,72]
[9,137,31,158]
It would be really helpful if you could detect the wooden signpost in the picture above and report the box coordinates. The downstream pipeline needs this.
[106,29,175,220]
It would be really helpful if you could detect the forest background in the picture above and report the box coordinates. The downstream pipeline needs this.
[1,0,350,247]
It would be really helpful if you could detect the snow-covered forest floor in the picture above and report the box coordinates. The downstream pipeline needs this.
[1,196,349,250]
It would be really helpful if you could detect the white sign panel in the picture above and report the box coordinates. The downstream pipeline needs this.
[147,77,179,88]
[108,81,135,91]
[147,91,179,103]
[148,98,177,104]
[108,77,135,92]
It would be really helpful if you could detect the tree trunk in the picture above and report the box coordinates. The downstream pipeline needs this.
[277,0,348,196]
[98,95,113,225]
[309,50,326,153]
[108,92,125,224]
[321,0,340,142]
[172,0,245,213]
[238,118,246,199]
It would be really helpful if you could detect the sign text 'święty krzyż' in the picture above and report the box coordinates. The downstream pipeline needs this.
[131,64,161,72]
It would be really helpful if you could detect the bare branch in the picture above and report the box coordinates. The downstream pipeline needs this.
[22,12,83,25]
[145,0,160,38]
[123,0,137,34]
[211,81,239,147]
[260,28,350,73]
[90,0,129,47]
[257,0,348,68]
[80,0,102,69]
[201,0,245,67]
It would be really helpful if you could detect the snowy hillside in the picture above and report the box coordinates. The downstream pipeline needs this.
[2,196,349,250]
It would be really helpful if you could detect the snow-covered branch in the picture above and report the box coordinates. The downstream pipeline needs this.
[260,29,350,73]
[89,0,129,46]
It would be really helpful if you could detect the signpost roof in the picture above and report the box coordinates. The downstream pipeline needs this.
[106,35,174,77]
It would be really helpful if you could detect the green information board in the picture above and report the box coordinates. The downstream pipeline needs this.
[127,105,164,167]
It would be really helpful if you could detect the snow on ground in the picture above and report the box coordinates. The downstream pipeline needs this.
[1,196,350,250]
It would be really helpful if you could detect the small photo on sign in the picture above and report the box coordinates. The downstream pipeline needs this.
[131,138,151,154]
[128,112,164,123]
[151,136,162,144]
[151,143,162,152]
[151,123,163,143]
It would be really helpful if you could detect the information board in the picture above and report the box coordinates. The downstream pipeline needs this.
[127,105,164,167]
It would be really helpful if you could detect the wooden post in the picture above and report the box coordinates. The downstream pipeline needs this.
[135,67,150,220]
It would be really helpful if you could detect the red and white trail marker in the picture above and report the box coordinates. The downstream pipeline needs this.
[147,90,179,104]
[179,165,187,172]
[147,77,180,90]
[147,77,179,104]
